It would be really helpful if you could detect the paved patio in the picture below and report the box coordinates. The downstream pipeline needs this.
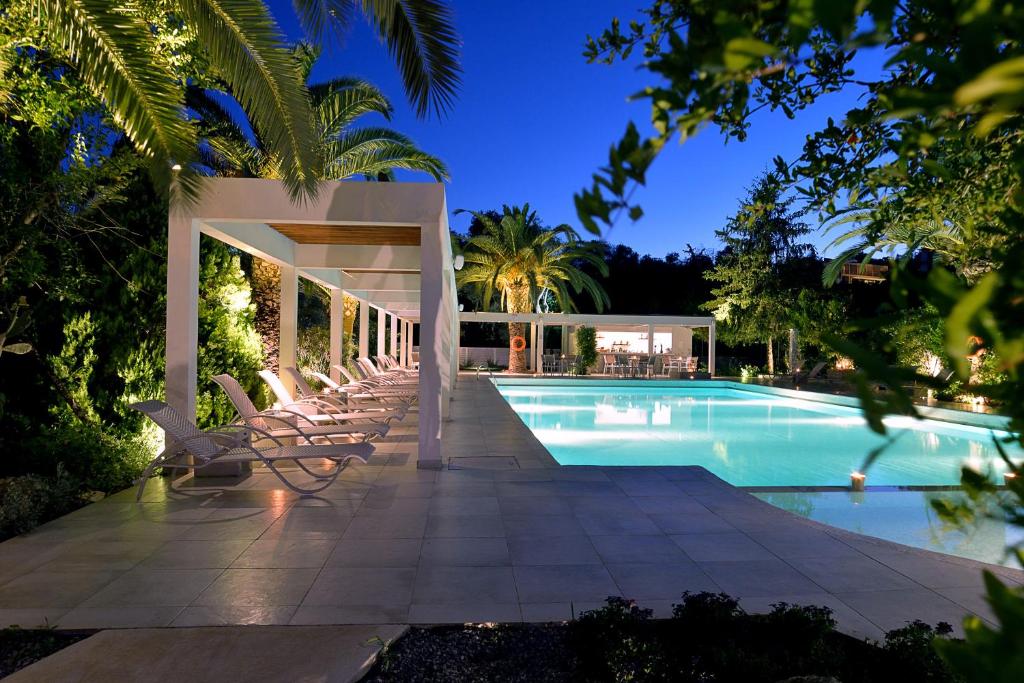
[0,377,1020,641]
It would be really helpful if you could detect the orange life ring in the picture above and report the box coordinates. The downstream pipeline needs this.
[510,335,527,352]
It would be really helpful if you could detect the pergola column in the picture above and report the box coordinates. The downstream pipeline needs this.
[399,319,408,366]
[708,321,717,377]
[419,213,445,468]
[329,289,344,383]
[376,307,386,358]
[279,265,298,394]
[390,313,398,357]
[357,298,369,361]
[166,215,200,422]
[647,324,655,355]
[536,321,545,374]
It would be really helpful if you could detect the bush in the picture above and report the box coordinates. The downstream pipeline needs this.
[0,469,84,540]
[19,421,151,494]
[575,326,598,374]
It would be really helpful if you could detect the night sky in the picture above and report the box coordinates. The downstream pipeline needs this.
[268,0,887,257]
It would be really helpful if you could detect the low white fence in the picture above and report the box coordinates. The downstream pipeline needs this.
[458,346,510,367]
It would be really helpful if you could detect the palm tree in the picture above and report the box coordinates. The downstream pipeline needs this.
[192,44,448,181]
[456,205,610,373]
[29,0,460,201]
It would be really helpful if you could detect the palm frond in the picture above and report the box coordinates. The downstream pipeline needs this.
[312,78,394,136]
[290,0,355,45]
[177,0,318,200]
[358,0,461,118]
[32,0,197,200]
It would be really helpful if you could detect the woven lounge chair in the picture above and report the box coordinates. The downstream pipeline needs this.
[131,400,372,501]
[259,370,406,424]
[212,374,389,443]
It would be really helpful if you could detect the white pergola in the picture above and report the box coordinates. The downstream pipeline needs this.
[458,312,717,375]
[166,178,458,468]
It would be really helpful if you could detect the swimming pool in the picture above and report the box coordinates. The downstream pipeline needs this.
[754,490,1023,569]
[496,382,1019,487]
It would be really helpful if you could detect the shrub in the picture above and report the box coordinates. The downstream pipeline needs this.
[575,325,598,374]
[740,364,761,379]
[20,422,151,494]
[0,468,83,540]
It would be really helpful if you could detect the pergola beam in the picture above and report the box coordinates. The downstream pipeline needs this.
[294,244,420,270]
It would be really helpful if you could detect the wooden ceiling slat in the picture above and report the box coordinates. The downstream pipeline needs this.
[268,223,420,246]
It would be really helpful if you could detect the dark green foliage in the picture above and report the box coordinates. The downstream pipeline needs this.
[364,593,961,682]
[574,325,598,373]
[571,593,959,683]
[19,424,152,495]
[0,470,83,541]
[0,628,89,678]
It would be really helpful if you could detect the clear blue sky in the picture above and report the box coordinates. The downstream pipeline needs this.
[269,0,882,257]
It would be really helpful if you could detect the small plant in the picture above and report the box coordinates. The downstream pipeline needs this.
[575,326,598,374]
[739,364,761,379]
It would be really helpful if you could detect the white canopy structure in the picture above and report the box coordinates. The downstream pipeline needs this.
[165,178,458,468]
[458,312,717,375]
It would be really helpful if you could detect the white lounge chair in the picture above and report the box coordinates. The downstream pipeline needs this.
[212,374,389,443]
[259,370,406,424]
[131,400,372,500]
[283,366,412,409]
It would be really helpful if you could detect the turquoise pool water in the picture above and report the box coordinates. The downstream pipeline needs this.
[754,490,1023,569]
[497,384,1019,487]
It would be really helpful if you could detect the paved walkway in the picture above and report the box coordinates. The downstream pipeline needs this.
[6,625,404,682]
[0,377,1019,641]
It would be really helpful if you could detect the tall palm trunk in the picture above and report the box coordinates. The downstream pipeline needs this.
[250,258,281,372]
[507,285,531,373]
[766,336,775,375]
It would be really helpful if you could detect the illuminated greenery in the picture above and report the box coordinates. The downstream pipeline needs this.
[581,1,1024,678]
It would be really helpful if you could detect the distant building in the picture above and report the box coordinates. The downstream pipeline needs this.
[837,260,889,283]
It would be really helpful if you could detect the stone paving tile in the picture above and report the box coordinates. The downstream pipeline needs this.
[426,514,506,538]
[419,538,510,566]
[670,532,776,562]
[37,540,162,572]
[231,539,335,569]
[787,555,920,593]
[835,589,977,635]
[0,571,121,609]
[697,560,823,598]
[648,511,737,534]
[290,604,409,625]
[428,496,501,516]
[607,562,719,600]
[326,538,423,567]
[0,609,70,629]
[171,604,297,626]
[566,495,643,515]
[408,603,522,624]
[413,566,518,604]
[342,514,427,540]
[503,514,587,538]
[747,529,862,560]
[81,568,222,607]
[303,568,416,607]
[590,535,689,565]
[508,536,601,566]
[140,540,252,569]
[57,606,183,629]
[575,510,661,536]
[514,565,620,604]
[497,496,571,516]
[194,568,318,607]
